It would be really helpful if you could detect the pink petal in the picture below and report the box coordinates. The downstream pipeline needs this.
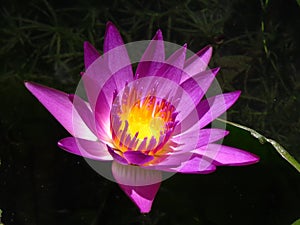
[84,41,100,70]
[58,137,113,161]
[135,29,165,78]
[192,144,259,166]
[182,45,213,82]
[112,161,161,213]
[25,82,96,140]
[180,68,219,105]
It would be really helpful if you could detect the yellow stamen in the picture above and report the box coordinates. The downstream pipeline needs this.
[110,89,177,158]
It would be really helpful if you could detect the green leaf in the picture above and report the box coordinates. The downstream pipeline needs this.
[296,0,300,7]
[292,218,300,225]
[217,118,300,173]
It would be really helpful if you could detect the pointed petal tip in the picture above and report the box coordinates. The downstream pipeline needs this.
[24,81,33,89]
[83,41,94,50]
[197,45,213,57]
[112,162,161,213]
[57,138,76,156]
[118,183,159,213]
[222,90,242,109]
[156,29,162,34]
[211,67,221,75]
[250,154,260,164]
[198,144,260,167]
[57,140,64,149]
[204,44,213,51]
[58,137,113,161]
[236,151,260,166]
[223,90,242,103]
[224,130,230,136]
[226,153,260,166]
[153,29,163,40]
[106,21,114,27]
[125,181,161,213]
[83,41,97,52]
[24,82,48,95]
[105,21,118,32]
[233,90,242,98]
[83,41,90,47]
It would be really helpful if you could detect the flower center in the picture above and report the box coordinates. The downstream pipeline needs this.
[110,87,177,155]
[127,97,168,141]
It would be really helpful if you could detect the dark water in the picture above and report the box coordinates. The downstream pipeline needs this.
[1,0,300,224]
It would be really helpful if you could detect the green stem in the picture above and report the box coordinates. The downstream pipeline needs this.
[217,118,300,173]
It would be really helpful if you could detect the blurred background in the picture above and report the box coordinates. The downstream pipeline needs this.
[0,0,300,224]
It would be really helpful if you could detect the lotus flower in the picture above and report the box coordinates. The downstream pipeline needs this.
[25,22,259,213]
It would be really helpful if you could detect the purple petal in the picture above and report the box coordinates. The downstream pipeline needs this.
[84,41,100,70]
[58,137,113,161]
[171,128,229,153]
[176,91,241,134]
[25,82,96,140]
[84,22,133,111]
[135,29,165,78]
[154,44,187,83]
[192,144,260,166]
[107,146,129,165]
[82,73,112,139]
[182,45,213,82]
[173,155,216,174]
[180,68,219,105]
[123,151,154,166]
[147,154,216,174]
[103,22,133,90]
[119,183,160,213]
[145,153,193,171]
[104,21,126,53]
[196,91,241,128]
[82,60,111,111]
[112,161,162,213]
[94,89,112,142]
[69,94,100,139]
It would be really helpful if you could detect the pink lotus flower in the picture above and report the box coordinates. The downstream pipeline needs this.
[25,22,259,213]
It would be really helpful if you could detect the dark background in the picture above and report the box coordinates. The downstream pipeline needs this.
[1,0,300,224]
